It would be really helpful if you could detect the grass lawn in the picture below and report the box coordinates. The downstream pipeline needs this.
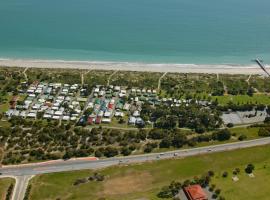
[0,178,15,200]
[0,120,11,128]
[212,94,270,105]
[230,126,260,139]
[0,95,11,113]
[213,165,270,200]
[30,145,270,200]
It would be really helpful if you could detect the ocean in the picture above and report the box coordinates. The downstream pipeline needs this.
[0,0,270,64]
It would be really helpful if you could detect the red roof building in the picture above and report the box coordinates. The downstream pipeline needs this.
[108,103,114,109]
[184,185,208,200]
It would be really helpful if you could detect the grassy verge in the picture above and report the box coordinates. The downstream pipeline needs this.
[0,178,15,200]
[30,145,270,200]
[212,94,270,105]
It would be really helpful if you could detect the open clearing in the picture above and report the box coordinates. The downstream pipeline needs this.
[0,178,14,200]
[30,144,270,200]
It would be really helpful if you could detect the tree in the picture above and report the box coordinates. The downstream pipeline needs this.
[172,132,187,148]
[245,163,255,174]
[258,127,270,137]
[121,147,132,156]
[157,186,173,198]
[247,87,254,97]
[226,123,234,128]
[159,137,172,148]
[148,129,165,140]
[238,134,247,141]
[222,172,228,178]
[94,150,103,158]
[212,129,231,141]
[103,146,118,157]
[5,183,14,200]
[215,188,221,195]
[144,142,158,153]
[208,170,215,177]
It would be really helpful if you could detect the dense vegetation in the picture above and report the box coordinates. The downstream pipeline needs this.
[0,67,270,164]
[0,115,243,164]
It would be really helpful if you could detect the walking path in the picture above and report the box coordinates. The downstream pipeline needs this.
[107,70,118,86]
[22,67,28,81]
[158,72,167,90]
[246,74,252,85]
[81,69,92,85]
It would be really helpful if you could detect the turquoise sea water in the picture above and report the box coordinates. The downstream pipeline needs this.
[0,0,270,64]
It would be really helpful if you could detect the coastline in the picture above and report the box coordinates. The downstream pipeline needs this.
[0,58,269,75]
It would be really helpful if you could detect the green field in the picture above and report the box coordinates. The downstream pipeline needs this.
[230,126,261,139]
[213,166,270,200]
[212,94,270,105]
[0,95,11,113]
[0,178,15,200]
[29,145,270,200]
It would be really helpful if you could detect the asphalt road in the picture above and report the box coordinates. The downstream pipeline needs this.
[1,137,270,176]
[11,175,32,200]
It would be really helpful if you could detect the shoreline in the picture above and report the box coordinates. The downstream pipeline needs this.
[0,58,269,75]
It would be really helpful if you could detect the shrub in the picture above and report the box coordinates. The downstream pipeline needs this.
[238,134,247,141]
[222,172,228,178]
[245,163,255,174]
[212,129,231,141]
[227,123,234,128]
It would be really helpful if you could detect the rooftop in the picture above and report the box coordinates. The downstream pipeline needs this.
[184,185,207,200]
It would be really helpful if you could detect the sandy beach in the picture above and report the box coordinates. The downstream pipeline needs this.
[0,59,269,75]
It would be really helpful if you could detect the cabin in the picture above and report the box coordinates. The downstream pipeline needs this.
[184,185,208,200]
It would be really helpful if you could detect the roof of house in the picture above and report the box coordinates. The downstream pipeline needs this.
[184,185,207,200]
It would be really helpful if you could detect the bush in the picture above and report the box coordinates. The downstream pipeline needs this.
[208,170,215,177]
[212,129,231,141]
[245,163,255,174]
[23,184,32,200]
[222,172,228,178]
[73,178,88,186]
[5,183,14,200]
[258,127,270,137]
[215,188,221,195]
[103,146,118,158]
[157,186,173,198]
[227,123,234,128]
[121,147,132,156]
[94,150,103,158]
[238,134,247,141]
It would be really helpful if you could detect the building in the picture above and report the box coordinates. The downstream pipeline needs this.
[184,185,207,200]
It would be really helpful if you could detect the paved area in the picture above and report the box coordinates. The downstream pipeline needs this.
[222,110,267,125]
[12,175,33,200]
[0,175,33,200]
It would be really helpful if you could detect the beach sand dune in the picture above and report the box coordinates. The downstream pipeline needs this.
[0,59,269,75]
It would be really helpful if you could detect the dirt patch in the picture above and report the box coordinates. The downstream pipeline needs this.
[101,172,153,196]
